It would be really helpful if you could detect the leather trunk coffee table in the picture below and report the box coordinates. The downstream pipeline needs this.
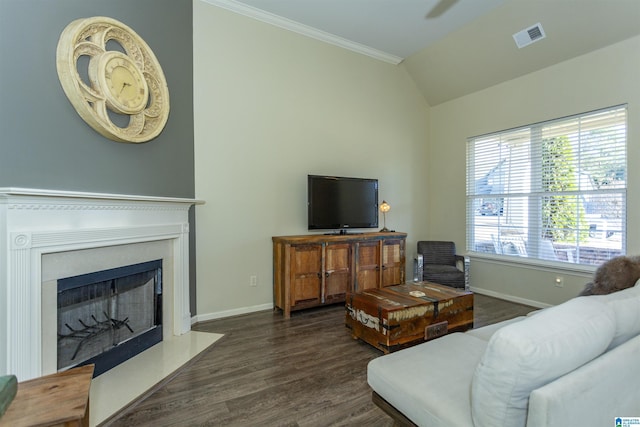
[345,281,473,353]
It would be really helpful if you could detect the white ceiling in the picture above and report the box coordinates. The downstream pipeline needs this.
[225,0,507,59]
[203,0,640,105]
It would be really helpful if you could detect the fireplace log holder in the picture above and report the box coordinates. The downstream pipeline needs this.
[58,312,134,360]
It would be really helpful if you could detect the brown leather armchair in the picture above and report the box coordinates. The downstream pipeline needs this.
[416,241,469,290]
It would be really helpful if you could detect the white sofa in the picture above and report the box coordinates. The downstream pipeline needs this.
[367,281,640,427]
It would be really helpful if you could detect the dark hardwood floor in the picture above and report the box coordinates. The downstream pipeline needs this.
[104,294,535,427]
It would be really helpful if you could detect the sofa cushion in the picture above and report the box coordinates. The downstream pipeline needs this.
[465,316,526,341]
[526,333,640,427]
[592,279,640,349]
[368,332,488,427]
[471,296,616,427]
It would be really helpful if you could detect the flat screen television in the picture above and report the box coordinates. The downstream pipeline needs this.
[307,175,378,232]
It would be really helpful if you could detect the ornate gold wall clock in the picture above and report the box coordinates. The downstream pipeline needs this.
[56,16,170,143]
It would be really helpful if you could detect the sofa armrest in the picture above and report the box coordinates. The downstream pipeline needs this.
[527,333,640,427]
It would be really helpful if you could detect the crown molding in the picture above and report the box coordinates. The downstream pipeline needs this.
[202,0,404,65]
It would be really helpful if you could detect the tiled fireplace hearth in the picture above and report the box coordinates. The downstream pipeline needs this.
[0,188,202,381]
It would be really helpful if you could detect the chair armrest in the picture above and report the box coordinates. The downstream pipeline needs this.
[455,255,470,290]
[413,254,424,282]
[454,255,469,271]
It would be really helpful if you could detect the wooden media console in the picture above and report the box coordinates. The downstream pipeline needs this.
[272,232,407,318]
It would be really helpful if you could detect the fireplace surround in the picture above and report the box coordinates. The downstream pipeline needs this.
[0,188,202,381]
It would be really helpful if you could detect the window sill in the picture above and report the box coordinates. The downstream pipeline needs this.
[468,252,595,276]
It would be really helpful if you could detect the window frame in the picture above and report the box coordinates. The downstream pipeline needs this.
[466,105,627,267]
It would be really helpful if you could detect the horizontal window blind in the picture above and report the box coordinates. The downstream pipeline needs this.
[466,105,627,266]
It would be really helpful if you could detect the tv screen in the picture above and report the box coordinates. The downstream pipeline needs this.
[308,175,378,231]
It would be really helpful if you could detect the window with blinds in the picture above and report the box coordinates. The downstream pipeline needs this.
[466,105,627,266]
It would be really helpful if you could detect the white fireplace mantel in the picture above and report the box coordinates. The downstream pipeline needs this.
[0,188,204,380]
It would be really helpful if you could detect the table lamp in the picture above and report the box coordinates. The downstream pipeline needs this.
[379,200,391,232]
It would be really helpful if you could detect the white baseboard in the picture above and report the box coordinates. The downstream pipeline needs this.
[191,302,274,324]
[470,287,552,309]
[190,289,552,324]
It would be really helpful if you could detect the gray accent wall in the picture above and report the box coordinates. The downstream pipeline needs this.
[0,0,198,313]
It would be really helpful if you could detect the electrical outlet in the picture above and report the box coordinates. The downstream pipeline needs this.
[554,276,564,288]
[249,275,258,287]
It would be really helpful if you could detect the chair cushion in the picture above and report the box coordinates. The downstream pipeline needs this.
[424,265,459,274]
[423,265,465,288]
[471,296,616,427]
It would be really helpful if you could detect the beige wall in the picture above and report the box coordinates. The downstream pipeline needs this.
[193,1,429,319]
[193,1,639,316]
[427,35,640,306]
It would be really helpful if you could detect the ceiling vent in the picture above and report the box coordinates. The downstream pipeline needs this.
[513,23,546,49]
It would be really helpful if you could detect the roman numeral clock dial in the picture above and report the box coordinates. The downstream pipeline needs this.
[100,54,148,114]
[56,17,170,143]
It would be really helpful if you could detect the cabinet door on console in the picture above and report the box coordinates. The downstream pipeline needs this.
[382,239,405,286]
[355,241,381,291]
[324,243,351,303]
[290,244,322,307]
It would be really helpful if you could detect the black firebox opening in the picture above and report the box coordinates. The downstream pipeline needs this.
[57,259,163,377]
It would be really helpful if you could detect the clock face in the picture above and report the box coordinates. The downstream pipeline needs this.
[100,53,149,114]
[56,17,169,143]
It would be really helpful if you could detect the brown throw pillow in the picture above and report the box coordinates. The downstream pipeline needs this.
[579,255,640,296]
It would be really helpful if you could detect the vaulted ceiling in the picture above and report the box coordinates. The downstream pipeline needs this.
[205,0,640,105]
